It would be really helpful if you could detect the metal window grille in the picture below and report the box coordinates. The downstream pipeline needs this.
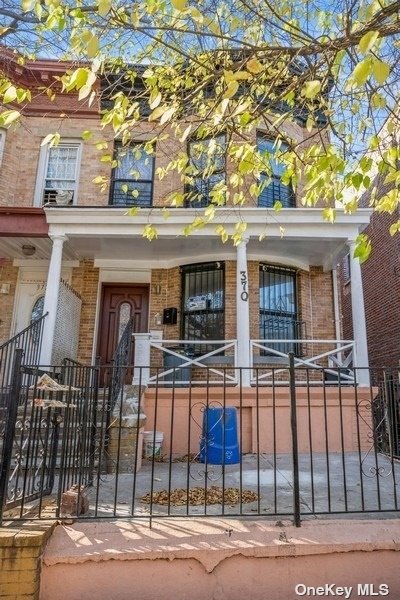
[256,134,295,208]
[42,143,79,205]
[185,135,226,207]
[109,142,154,207]
[181,262,225,354]
[259,264,303,355]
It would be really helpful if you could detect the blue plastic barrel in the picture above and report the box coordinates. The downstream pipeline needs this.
[199,406,240,465]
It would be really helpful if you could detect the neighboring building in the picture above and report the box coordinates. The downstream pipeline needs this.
[339,187,400,372]
[0,50,372,386]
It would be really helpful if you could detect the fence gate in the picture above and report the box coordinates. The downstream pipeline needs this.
[0,350,98,520]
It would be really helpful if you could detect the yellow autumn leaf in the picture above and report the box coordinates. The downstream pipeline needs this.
[149,105,166,121]
[3,86,17,104]
[352,58,371,86]
[149,90,162,110]
[98,0,111,17]
[371,59,390,84]
[358,30,379,54]
[171,0,187,11]
[246,57,263,74]
[160,106,176,125]
[21,0,34,12]
[302,80,321,99]
[87,36,99,58]
[223,80,239,99]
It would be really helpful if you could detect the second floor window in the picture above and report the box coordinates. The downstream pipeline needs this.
[186,135,226,207]
[41,143,81,205]
[257,134,295,208]
[109,142,154,207]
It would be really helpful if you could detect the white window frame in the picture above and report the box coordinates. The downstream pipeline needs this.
[34,138,83,207]
[0,128,6,167]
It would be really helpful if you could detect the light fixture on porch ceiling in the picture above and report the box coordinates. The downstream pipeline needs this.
[22,244,36,257]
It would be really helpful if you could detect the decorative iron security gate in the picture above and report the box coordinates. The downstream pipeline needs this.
[0,350,99,519]
[2,356,400,525]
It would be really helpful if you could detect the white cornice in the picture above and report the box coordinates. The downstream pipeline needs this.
[44,207,372,241]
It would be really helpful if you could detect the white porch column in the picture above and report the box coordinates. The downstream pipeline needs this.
[132,333,151,386]
[40,234,67,365]
[348,240,370,386]
[236,238,251,386]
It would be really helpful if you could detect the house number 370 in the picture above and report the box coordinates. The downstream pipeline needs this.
[240,271,248,302]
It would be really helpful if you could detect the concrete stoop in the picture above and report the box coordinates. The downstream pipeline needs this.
[39,518,400,600]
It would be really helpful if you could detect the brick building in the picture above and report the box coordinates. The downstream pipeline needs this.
[339,184,400,371]
[0,51,372,386]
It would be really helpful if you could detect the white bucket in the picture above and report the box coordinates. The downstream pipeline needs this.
[143,431,164,459]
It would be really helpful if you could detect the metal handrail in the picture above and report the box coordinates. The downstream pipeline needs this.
[0,312,48,350]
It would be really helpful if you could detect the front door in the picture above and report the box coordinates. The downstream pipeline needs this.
[97,284,149,370]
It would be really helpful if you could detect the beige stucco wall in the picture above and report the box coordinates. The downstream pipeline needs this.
[144,386,374,455]
[40,519,400,600]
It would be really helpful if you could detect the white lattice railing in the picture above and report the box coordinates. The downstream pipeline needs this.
[250,339,355,385]
[147,339,238,385]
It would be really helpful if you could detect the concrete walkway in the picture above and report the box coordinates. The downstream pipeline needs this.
[86,452,400,518]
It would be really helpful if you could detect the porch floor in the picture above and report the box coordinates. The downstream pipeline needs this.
[84,451,399,519]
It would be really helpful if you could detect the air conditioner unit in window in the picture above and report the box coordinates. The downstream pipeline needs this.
[43,189,74,205]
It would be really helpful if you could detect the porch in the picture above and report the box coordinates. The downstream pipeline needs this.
[0,206,371,386]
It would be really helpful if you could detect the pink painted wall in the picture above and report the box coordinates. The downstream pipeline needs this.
[143,387,375,456]
[40,519,400,600]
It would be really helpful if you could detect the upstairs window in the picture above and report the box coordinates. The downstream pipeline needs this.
[186,135,226,207]
[257,134,295,208]
[39,142,81,205]
[109,142,154,207]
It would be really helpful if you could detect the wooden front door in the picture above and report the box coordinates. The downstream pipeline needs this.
[97,284,149,369]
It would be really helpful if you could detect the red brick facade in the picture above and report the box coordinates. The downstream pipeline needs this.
[339,209,400,369]
[0,53,346,361]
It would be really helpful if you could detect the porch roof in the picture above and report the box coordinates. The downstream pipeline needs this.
[42,206,372,271]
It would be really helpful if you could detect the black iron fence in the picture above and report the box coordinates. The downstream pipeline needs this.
[0,314,47,407]
[1,358,400,525]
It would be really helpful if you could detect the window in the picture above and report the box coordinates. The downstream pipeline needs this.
[181,262,224,352]
[259,264,301,355]
[34,140,81,206]
[109,142,154,206]
[31,295,45,344]
[186,135,226,207]
[118,302,132,341]
[38,142,81,205]
[257,134,295,208]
